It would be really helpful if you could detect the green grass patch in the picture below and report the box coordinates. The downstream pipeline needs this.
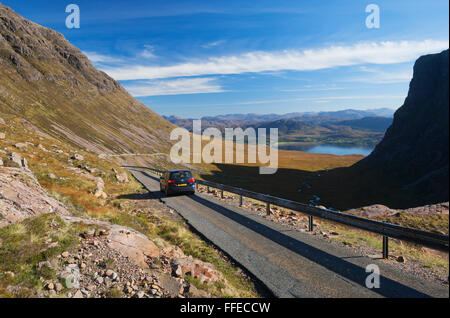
[0,214,86,298]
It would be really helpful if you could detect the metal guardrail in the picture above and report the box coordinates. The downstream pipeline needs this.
[141,167,449,257]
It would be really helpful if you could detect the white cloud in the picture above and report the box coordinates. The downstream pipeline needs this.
[124,77,225,97]
[140,45,157,59]
[202,40,226,49]
[83,51,124,64]
[311,95,405,103]
[197,95,405,106]
[101,40,449,80]
[349,66,413,84]
[280,87,346,92]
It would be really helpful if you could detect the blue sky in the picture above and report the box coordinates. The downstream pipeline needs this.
[4,0,449,117]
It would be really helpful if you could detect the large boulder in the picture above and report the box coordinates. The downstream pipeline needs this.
[107,227,160,268]
[171,256,223,285]
[9,152,28,169]
[71,154,84,161]
[0,167,71,228]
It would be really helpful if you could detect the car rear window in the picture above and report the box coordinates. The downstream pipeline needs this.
[170,171,193,181]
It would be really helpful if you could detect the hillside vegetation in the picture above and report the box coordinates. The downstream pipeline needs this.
[0,114,260,298]
[0,4,174,158]
[254,117,387,148]
[165,111,393,148]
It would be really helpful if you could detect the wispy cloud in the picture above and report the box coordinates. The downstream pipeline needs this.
[101,40,448,80]
[197,95,405,106]
[311,95,405,103]
[123,77,225,97]
[202,40,226,49]
[85,45,157,66]
[83,51,124,64]
[349,66,413,84]
[140,45,157,59]
[280,86,347,92]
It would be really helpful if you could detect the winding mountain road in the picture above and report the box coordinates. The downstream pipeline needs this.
[128,168,449,298]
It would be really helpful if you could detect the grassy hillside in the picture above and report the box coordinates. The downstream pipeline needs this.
[0,114,260,298]
[0,4,175,157]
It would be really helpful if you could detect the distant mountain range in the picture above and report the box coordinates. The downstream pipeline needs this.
[333,117,393,132]
[164,109,394,148]
[164,108,395,131]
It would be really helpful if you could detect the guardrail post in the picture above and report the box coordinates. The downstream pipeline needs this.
[382,236,389,259]
[308,216,314,232]
[239,195,243,207]
[266,202,271,215]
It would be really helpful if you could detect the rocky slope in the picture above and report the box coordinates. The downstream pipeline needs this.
[0,114,259,298]
[356,49,449,205]
[0,4,174,159]
[0,166,225,298]
[348,202,449,218]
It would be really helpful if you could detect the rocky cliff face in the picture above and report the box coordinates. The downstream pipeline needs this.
[0,4,174,156]
[358,49,449,204]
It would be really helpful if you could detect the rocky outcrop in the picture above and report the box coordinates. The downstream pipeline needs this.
[8,152,28,169]
[348,202,449,218]
[357,49,449,205]
[1,166,229,297]
[0,167,71,228]
[171,256,223,285]
[0,5,120,92]
[107,228,160,268]
[113,168,129,183]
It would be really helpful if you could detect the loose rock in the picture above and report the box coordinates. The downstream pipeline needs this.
[397,256,407,263]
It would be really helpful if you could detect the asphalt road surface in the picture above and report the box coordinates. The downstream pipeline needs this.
[128,168,449,298]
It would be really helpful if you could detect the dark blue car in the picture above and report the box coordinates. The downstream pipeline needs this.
[160,169,196,196]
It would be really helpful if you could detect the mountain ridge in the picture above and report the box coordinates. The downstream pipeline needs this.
[333,117,393,132]
[164,108,395,128]
[0,4,174,158]
[356,49,449,206]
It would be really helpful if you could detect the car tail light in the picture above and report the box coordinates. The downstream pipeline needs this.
[188,178,195,183]
[168,180,175,184]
